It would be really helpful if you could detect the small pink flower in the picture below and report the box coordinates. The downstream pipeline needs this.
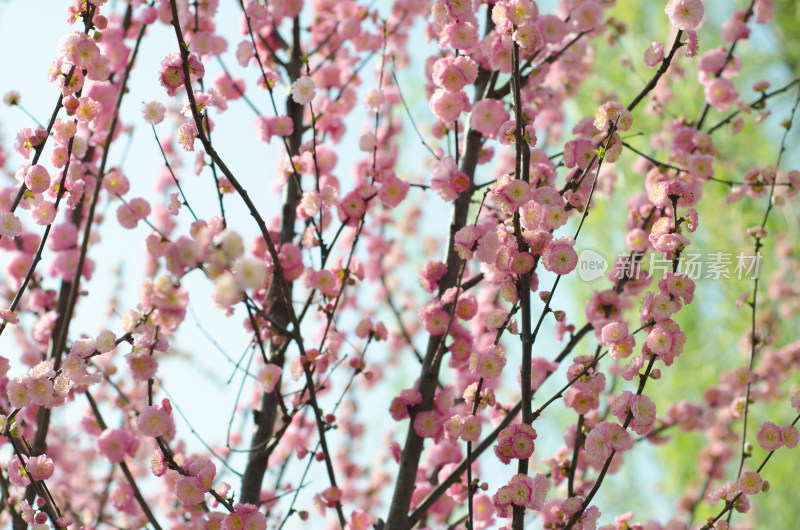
[542,237,578,275]
[7,455,28,487]
[413,410,442,439]
[257,364,282,393]
[0,212,23,238]
[507,475,532,507]
[177,122,198,151]
[291,76,316,105]
[378,176,410,208]
[585,423,613,460]
[159,53,193,96]
[25,454,55,481]
[0,309,19,325]
[116,204,139,229]
[25,164,51,194]
[471,99,509,137]
[666,0,705,31]
[137,404,173,437]
[31,201,56,225]
[141,100,166,125]
[338,192,366,221]
[540,14,567,42]
[432,56,478,92]
[737,471,763,495]
[109,483,135,512]
[704,78,738,111]
[422,308,450,336]
[126,350,158,381]
[605,422,633,452]
[756,421,782,451]
[594,101,633,132]
[175,475,205,506]
[461,415,482,442]
[754,0,775,24]
[779,424,799,449]
[497,119,518,145]
[440,21,479,53]
[600,322,629,345]
[644,41,664,67]
[492,485,512,517]
[430,88,470,123]
[791,390,800,412]
[469,345,507,380]
[97,428,138,463]
[444,415,464,440]
[572,1,603,32]
[75,96,102,124]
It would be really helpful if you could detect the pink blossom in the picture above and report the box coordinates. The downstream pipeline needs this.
[338,191,366,221]
[159,53,204,96]
[413,410,443,439]
[507,474,532,507]
[542,237,578,275]
[7,455,28,487]
[666,0,705,31]
[585,423,613,460]
[540,14,567,43]
[175,475,205,505]
[779,424,799,449]
[432,56,478,92]
[258,364,283,393]
[594,101,633,132]
[137,404,174,437]
[461,415,482,442]
[471,99,509,137]
[469,345,507,380]
[572,1,603,32]
[513,23,543,51]
[430,88,470,123]
[291,76,316,105]
[378,175,410,208]
[492,485,512,517]
[97,428,138,463]
[31,201,56,225]
[25,454,55,481]
[704,78,738,111]
[440,21,479,53]
[109,482,135,512]
[25,164,51,194]
[600,322,629,345]
[738,471,764,495]
[177,122,198,151]
[497,119,518,145]
[791,390,800,412]
[255,115,294,143]
[754,0,775,24]
[141,100,166,125]
[126,350,158,381]
[75,96,102,124]
[0,212,23,238]
[492,0,539,30]
[214,73,246,100]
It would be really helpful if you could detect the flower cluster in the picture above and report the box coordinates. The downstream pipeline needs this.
[493,423,537,464]
[492,473,549,518]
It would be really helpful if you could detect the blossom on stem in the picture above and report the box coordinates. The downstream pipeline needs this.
[756,421,782,451]
[291,76,316,105]
[666,0,705,31]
